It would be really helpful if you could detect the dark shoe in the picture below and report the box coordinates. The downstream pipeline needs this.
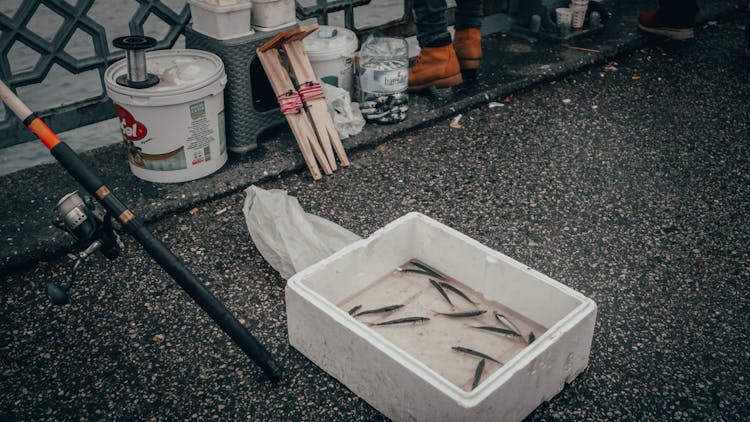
[453,28,482,78]
[408,45,463,92]
[638,11,694,40]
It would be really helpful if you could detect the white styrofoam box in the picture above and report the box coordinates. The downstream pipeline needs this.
[188,0,254,40]
[286,212,597,422]
[252,0,296,31]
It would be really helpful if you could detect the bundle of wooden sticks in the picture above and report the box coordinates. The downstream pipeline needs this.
[257,24,350,180]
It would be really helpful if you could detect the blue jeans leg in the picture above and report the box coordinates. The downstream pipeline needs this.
[454,0,483,30]
[413,0,451,47]
[413,0,484,47]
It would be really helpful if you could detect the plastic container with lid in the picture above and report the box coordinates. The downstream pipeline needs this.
[302,26,359,94]
[356,35,409,124]
[252,0,296,32]
[104,49,228,183]
[188,0,254,40]
[199,0,250,5]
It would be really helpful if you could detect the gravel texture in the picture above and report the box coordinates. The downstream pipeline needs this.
[1,0,745,273]
[2,9,750,422]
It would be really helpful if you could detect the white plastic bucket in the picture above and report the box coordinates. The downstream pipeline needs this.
[188,0,254,40]
[104,49,228,183]
[252,0,296,31]
[302,26,358,94]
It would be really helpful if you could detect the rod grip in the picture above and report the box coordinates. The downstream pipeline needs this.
[3,81,281,380]
[51,143,105,192]
[0,79,33,121]
[50,142,281,381]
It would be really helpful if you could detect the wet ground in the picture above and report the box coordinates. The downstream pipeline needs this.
[2,10,750,422]
[3,0,745,273]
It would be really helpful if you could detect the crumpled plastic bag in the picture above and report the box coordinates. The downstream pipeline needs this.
[243,185,361,279]
[321,82,366,139]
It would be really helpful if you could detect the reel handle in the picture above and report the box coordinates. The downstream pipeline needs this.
[45,242,97,306]
[45,283,70,306]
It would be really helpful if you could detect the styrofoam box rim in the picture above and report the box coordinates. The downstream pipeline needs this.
[288,212,596,407]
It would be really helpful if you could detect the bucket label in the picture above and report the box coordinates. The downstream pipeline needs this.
[186,100,215,166]
[190,101,206,120]
[115,104,147,141]
[321,76,339,87]
[116,103,187,171]
[359,68,408,93]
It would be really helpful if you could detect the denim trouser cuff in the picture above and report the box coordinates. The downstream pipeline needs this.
[414,0,483,47]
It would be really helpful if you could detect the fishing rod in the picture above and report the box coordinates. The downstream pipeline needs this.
[0,80,281,382]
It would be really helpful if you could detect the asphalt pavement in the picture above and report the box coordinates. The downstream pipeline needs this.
[1,11,749,422]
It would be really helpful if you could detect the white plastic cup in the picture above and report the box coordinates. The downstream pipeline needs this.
[570,0,588,29]
[556,7,573,27]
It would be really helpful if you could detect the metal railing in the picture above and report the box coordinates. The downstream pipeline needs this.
[0,0,189,148]
[0,0,507,149]
[298,0,507,39]
[297,0,374,29]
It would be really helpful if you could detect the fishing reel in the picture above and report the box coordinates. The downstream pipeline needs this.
[46,191,122,305]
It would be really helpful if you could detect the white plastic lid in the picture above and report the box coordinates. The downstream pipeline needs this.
[105,49,224,96]
[187,0,252,13]
[303,25,358,61]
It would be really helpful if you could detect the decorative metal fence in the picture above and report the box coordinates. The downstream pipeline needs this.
[0,0,504,148]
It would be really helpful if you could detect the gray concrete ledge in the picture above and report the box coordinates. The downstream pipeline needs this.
[0,0,744,273]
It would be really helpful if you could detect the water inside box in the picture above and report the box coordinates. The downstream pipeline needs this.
[338,260,548,392]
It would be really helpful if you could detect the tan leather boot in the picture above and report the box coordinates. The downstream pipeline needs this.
[408,45,463,92]
[453,28,482,77]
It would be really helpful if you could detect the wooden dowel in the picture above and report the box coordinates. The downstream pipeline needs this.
[283,40,337,170]
[259,29,334,175]
[257,48,329,179]
[284,39,350,167]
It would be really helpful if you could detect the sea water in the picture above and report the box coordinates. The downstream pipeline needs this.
[338,260,547,392]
